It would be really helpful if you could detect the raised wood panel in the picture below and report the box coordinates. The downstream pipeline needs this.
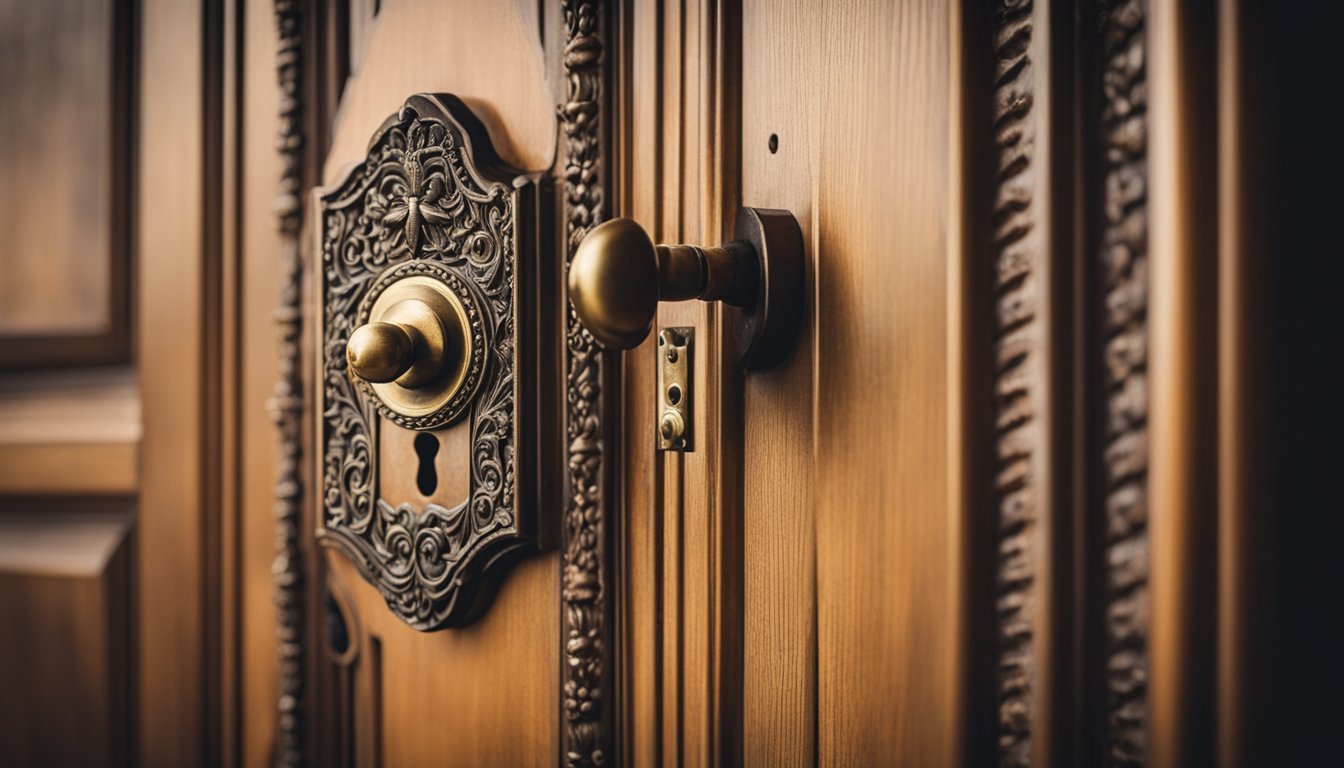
[137,0,211,762]
[739,1,959,765]
[320,0,557,180]
[0,368,139,495]
[739,0,819,762]
[0,0,132,366]
[326,550,560,766]
[311,3,561,764]
[0,515,131,766]
[617,0,742,764]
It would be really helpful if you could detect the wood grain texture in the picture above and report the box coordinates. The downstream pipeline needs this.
[311,1,561,764]
[0,516,131,767]
[812,2,954,764]
[326,549,560,766]
[616,2,665,764]
[617,1,742,764]
[0,369,140,495]
[321,0,557,179]
[741,2,966,764]
[0,0,111,333]
[138,0,211,762]
[740,0,818,763]
[0,0,132,366]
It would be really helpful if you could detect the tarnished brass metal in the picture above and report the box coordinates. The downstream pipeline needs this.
[346,275,473,422]
[568,208,803,369]
[656,328,692,451]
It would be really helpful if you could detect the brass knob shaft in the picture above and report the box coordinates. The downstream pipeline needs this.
[569,208,804,369]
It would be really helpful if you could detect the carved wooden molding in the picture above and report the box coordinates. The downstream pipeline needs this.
[1098,0,1149,763]
[559,1,613,765]
[270,0,306,765]
[992,1,1041,765]
[315,94,550,631]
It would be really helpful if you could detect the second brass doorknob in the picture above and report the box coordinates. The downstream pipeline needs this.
[568,207,803,369]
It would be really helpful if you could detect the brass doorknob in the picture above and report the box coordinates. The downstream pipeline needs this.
[345,275,477,423]
[346,303,446,384]
[569,207,804,369]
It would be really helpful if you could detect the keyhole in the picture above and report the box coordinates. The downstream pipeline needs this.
[414,432,439,496]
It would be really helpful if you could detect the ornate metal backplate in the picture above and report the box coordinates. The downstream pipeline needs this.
[315,93,558,630]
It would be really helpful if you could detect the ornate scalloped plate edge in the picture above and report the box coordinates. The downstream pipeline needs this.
[313,93,553,631]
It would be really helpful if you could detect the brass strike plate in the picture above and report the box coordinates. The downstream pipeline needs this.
[657,328,692,452]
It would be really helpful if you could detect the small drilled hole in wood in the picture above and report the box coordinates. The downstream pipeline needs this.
[414,432,439,496]
[768,133,779,154]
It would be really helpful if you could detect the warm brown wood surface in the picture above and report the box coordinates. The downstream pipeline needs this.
[239,0,285,763]
[0,0,113,335]
[310,2,561,765]
[739,0,819,762]
[616,1,963,764]
[320,0,557,180]
[138,0,212,761]
[0,516,131,766]
[0,369,139,495]
[0,0,132,367]
[617,1,743,764]
[740,1,958,764]
[326,548,560,766]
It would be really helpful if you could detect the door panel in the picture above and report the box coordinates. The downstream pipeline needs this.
[0,517,131,766]
[236,1,1344,765]
[616,1,961,764]
[310,3,561,765]
[325,553,558,766]
[743,2,958,763]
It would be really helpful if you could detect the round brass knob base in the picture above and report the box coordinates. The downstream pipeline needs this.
[347,274,477,427]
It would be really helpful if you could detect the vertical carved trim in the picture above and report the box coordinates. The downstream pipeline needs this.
[271,0,305,765]
[559,1,611,766]
[992,1,1040,765]
[1098,0,1148,764]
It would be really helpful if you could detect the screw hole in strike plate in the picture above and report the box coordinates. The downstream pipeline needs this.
[768,133,779,154]
[667,384,682,405]
[414,432,440,496]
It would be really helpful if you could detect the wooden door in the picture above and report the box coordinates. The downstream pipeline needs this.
[5,1,1339,767]
[298,2,568,767]
[252,1,1344,768]
[615,1,964,764]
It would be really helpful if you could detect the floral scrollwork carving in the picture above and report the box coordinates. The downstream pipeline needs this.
[316,93,541,631]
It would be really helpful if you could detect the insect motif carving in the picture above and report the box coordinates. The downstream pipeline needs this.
[382,136,452,256]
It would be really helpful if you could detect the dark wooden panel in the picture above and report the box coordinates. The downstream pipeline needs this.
[0,515,131,767]
[0,0,132,367]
